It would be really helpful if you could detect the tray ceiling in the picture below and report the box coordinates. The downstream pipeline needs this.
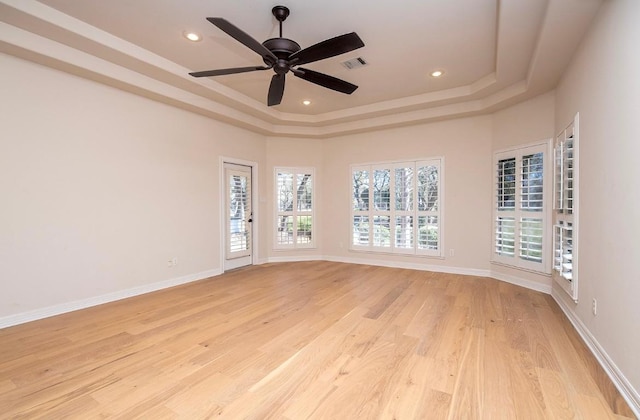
[0,0,602,137]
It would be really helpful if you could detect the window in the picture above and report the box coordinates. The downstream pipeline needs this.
[275,168,314,249]
[552,115,578,300]
[493,143,549,272]
[351,158,443,256]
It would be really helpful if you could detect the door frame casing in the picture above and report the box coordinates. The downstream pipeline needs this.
[219,156,259,271]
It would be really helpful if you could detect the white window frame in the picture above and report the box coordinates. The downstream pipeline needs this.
[552,114,579,301]
[274,167,315,250]
[350,158,444,257]
[492,142,552,273]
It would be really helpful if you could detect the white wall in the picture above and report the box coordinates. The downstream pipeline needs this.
[554,0,640,399]
[321,116,494,273]
[492,91,555,150]
[0,53,266,319]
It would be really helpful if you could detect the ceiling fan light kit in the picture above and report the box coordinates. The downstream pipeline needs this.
[189,5,365,106]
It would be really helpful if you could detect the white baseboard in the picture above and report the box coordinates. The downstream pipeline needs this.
[0,268,222,329]
[551,290,640,418]
[268,255,490,277]
[489,270,552,294]
[271,255,552,294]
[312,254,491,278]
[266,255,325,263]
[268,255,555,295]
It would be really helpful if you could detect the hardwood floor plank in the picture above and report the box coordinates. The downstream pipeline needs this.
[446,327,485,419]
[309,337,418,420]
[0,262,634,419]
[537,367,579,419]
[507,346,550,417]
[482,337,518,419]
[364,279,410,320]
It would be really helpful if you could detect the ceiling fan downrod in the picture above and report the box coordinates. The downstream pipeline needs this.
[272,5,290,38]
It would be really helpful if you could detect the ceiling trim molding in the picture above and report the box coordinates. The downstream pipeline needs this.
[0,0,601,138]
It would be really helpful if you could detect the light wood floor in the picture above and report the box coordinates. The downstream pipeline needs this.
[0,261,635,419]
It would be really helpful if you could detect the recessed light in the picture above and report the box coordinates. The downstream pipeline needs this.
[183,31,202,42]
[430,70,444,78]
[302,100,311,106]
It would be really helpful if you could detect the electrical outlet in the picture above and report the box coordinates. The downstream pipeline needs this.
[168,259,174,268]
[449,249,455,257]
[168,257,178,268]
[592,298,597,316]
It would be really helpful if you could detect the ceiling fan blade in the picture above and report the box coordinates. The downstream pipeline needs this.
[294,68,358,94]
[289,32,364,66]
[189,66,271,77]
[207,17,277,64]
[268,74,285,106]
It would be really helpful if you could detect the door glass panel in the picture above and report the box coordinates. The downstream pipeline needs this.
[229,174,249,253]
[225,164,252,269]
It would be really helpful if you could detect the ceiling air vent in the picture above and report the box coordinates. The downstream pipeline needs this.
[341,57,368,70]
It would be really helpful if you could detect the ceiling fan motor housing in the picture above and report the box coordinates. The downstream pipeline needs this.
[262,37,301,73]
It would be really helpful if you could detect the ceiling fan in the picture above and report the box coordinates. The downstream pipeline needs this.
[189,5,365,106]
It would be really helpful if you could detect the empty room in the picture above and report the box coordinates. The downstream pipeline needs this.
[1,0,639,418]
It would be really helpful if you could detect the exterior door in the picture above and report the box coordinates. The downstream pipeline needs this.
[224,163,252,270]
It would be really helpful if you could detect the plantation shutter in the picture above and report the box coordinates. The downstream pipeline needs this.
[493,143,548,273]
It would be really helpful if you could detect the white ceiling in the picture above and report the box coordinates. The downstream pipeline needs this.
[0,0,602,137]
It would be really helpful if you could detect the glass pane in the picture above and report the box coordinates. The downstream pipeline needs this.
[565,137,574,213]
[373,169,391,211]
[276,215,294,245]
[553,224,562,271]
[561,221,573,281]
[495,217,515,256]
[417,165,438,211]
[353,170,369,211]
[395,167,413,211]
[297,173,313,212]
[554,143,563,210]
[229,175,249,252]
[418,216,438,250]
[277,172,294,212]
[373,215,391,247]
[521,153,543,211]
[352,216,369,246]
[519,217,543,262]
[497,158,516,210]
[395,216,413,249]
[229,175,247,219]
[297,215,312,244]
